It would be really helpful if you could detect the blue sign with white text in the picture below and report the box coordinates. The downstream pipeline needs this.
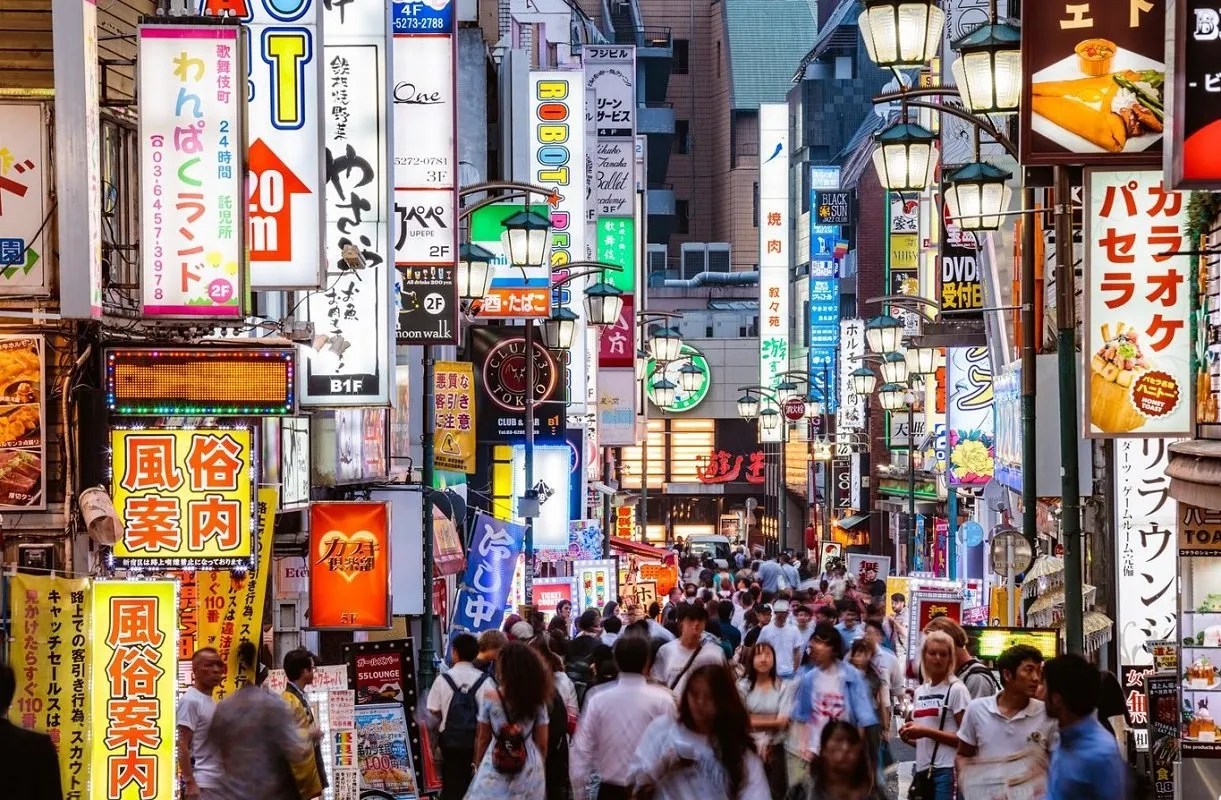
[451,511,526,632]
[392,0,454,33]
[809,277,840,411]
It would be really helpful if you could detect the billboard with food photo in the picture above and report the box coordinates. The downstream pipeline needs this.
[0,335,44,509]
[1021,0,1167,165]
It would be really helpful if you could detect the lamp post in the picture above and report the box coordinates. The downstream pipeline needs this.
[737,385,789,552]
[635,311,685,544]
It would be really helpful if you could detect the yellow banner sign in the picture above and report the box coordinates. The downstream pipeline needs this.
[178,487,279,698]
[11,573,92,798]
[90,580,177,800]
[110,428,254,566]
[434,361,476,473]
[889,233,919,271]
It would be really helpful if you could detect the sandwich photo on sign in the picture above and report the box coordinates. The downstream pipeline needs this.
[1030,39,1164,154]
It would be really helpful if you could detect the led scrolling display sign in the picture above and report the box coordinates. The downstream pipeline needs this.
[105,347,295,416]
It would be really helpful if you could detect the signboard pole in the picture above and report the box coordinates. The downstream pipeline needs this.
[1020,186,1038,553]
[1054,166,1084,654]
[420,344,437,691]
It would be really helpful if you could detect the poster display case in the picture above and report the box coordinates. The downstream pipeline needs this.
[1177,502,1221,799]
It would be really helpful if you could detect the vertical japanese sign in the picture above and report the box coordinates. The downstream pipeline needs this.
[0,103,50,293]
[532,71,588,414]
[1020,0,1167,166]
[309,500,392,629]
[91,580,178,800]
[938,201,984,317]
[584,45,636,217]
[110,428,254,567]
[573,559,617,614]
[434,360,476,473]
[809,166,841,278]
[1114,439,1176,749]
[452,511,526,632]
[302,0,392,406]
[597,368,636,446]
[887,191,922,337]
[11,573,92,799]
[758,102,789,444]
[946,347,995,486]
[837,319,864,503]
[596,216,636,366]
[199,0,324,288]
[808,280,839,410]
[392,0,458,345]
[53,0,102,318]
[1085,170,1190,436]
[187,487,279,698]
[138,24,246,318]
[0,335,46,509]
[1168,0,1221,187]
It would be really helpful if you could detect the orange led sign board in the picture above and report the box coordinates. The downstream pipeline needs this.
[105,346,295,416]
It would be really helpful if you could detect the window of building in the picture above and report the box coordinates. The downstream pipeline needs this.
[752,182,759,228]
[676,199,690,234]
[675,119,690,154]
[716,41,722,77]
[673,39,689,74]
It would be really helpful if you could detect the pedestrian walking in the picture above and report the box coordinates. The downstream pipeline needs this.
[177,647,225,800]
[900,631,969,800]
[467,641,553,800]
[531,638,576,800]
[1043,654,1127,800]
[630,664,770,800]
[757,600,805,680]
[786,720,890,800]
[0,663,62,800]
[474,630,508,675]
[570,636,676,800]
[426,633,488,800]
[923,617,998,700]
[209,681,311,800]
[281,648,329,800]
[739,643,792,800]
[654,602,725,695]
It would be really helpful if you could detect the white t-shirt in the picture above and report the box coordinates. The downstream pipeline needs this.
[631,714,771,800]
[176,686,223,788]
[655,638,725,694]
[805,666,847,755]
[911,679,970,769]
[956,695,1057,760]
[426,661,489,733]
[756,623,805,678]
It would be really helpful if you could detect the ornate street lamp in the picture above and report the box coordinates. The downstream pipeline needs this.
[776,380,801,405]
[944,161,1014,231]
[905,343,939,376]
[584,281,624,327]
[651,378,678,408]
[635,349,649,382]
[679,362,705,393]
[865,315,905,355]
[878,382,909,411]
[542,307,579,350]
[648,327,683,363]
[805,399,824,419]
[859,0,946,68]
[951,21,1022,115]
[880,351,910,385]
[872,122,939,192]
[737,393,760,421]
[850,367,878,397]
[759,407,780,432]
[457,243,495,301]
[500,209,552,268]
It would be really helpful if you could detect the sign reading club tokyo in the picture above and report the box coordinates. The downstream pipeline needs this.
[531,72,588,415]
[200,0,324,289]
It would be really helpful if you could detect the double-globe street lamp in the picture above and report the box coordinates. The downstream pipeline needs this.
[633,315,692,543]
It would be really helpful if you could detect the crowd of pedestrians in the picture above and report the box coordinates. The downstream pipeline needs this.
[423,548,1132,800]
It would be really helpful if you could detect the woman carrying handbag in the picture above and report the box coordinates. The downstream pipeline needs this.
[899,631,969,800]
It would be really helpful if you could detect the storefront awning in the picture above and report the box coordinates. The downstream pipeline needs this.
[434,551,465,577]
[609,537,672,561]
[837,513,871,531]
[1167,440,1221,511]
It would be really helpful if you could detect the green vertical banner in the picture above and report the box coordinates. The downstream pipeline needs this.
[596,216,636,289]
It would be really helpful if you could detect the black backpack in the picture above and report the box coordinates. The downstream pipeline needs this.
[956,660,1001,694]
[440,672,488,750]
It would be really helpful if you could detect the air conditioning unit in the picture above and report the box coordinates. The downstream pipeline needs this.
[647,245,668,280]
[707,243,731,273]
[680,243,707,279]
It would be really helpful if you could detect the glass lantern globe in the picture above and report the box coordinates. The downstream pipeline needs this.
[648,327,683,363]
[541,307,579,350]
[859,0,946,68]
[951,22,1022,115]
[737,394,760,420]
[651,378,678,408]
[584,281,624,327]
[879,351,910,385]
[944,161,1014,231]
[500,209,552,268]
[878,382,909,411]
[679,362,705,393]
[872,122,939,192]
[850,367,878,396]
[457,242,495,301]
[865,315,905,355]
[759,408,781,432]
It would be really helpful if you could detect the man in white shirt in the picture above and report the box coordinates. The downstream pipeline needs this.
[654,603,724,695]
[570,635,676,800]
[957,644,1056,770]
[425,633,488,800]
[756,599,804,680]
[176,648,225,799]
[863,620,905,711]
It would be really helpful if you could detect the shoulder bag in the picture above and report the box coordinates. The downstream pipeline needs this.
[907,698,949,800]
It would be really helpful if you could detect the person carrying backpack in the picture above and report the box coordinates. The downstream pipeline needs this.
[426,633,490,800]
[924,616,1000,699]
[468,641,554,800]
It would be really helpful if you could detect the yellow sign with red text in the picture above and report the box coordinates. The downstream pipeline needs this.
[90,580,177,800]
[110,428,254,566]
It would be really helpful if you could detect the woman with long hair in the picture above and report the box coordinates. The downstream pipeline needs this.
[631,663,769,800]
[899,630,970,800]
[738,644,791,800]
[467,641,554,800]
[787,721,888,800]
[530,637,575,800]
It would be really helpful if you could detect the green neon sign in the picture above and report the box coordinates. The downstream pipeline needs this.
[646,343,711,413]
